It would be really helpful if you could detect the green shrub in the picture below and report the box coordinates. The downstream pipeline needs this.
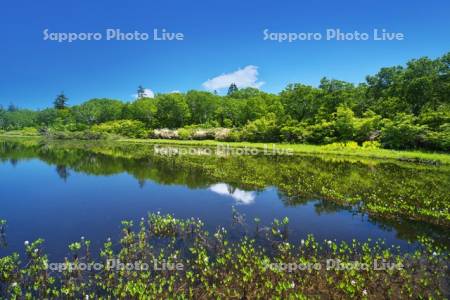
[78,130,109,140]
[303,121,336,144]
[354,111,382,143]
[381,113,427,150]
[229,130,242,142]
[418,107,450,130]
[280,122,304,142]
[334,106,355,141]
[21,127,39,136]
[50,122,88,132]
[362,140,381,149]
[422,124,450,151]
[0,127,40,136]
[215,128,241,142]
[323,141,359,150]
[177,127,194,140]
[91,120,149,138]
[241,113,280,142]
[223,118,233,128]
[45,129,108,140]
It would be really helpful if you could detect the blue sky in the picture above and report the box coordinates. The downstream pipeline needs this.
[0,0,449,109]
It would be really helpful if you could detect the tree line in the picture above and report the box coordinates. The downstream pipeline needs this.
[0,52,449,151]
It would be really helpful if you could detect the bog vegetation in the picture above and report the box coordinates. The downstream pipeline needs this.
[0,213,448,299]
[0,52,449,151]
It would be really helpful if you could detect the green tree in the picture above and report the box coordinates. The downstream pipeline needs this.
[334,106,355,141]
[227,83,238,96]
[401,57,439,114]
[186,90,219,124]
[37,108,75,129]
[124,98,157,127]
[381,113,426,149]
[418,105,450,130]
[155,94,191,128]
[364,52,450,116]
[0,109,38,130]
[36,108,59,126]
[137,86,146,99]
[317,78,360,117]
[71,99,124,125]
[242,96,268,122]
[353,110,382,143]
[216,98,247,126]
[228,87,261,99]
[7,103,18,112]
[280,84,319,121]
[54,92,68,110]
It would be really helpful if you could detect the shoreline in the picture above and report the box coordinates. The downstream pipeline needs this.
[1,134,449,165]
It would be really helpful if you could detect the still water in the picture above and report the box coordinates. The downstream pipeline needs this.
[0,139,448,260]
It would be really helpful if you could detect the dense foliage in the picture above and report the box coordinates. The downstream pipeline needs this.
[1,52,449,151]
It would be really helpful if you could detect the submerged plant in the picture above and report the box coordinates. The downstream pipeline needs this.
[0,220,6,248]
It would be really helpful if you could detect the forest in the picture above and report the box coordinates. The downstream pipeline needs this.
[1,52,449,151]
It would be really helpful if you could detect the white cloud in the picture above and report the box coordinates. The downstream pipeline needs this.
[133,88,154,99]
[209,183,256,205]
[141,88,155,98]
[202,65,264,91]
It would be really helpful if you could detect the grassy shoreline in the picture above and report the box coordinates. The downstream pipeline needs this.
[117,137,450,165]
[1,133,449,165]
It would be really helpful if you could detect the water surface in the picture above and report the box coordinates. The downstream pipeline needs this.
[0,139,448,260]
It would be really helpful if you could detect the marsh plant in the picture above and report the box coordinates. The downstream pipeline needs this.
[0,213,448,299]
[0,219,6,248]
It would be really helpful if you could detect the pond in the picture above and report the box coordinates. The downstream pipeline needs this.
[0,138,449,260]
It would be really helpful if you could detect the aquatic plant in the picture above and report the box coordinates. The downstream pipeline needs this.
[0,214,448,299]
[0,220,6,232]
[0,220,6,248]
